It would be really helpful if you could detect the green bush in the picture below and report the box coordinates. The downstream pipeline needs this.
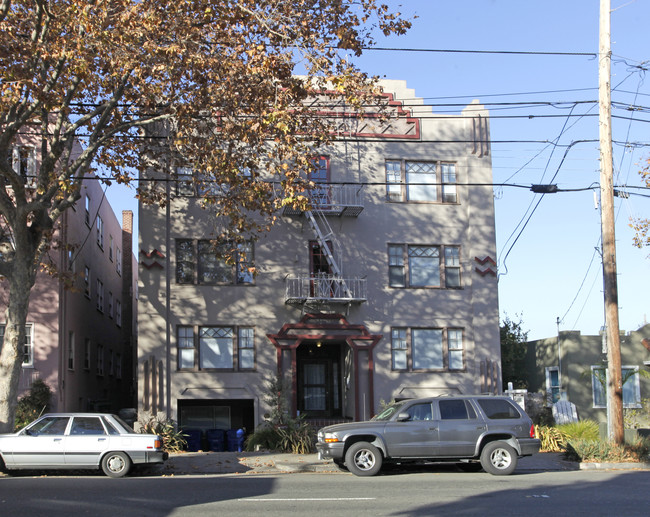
[14,379,52,431]
[536,420,601,452]
[565,437,650,463]
[557,420,600,442]
[137,412,187,453]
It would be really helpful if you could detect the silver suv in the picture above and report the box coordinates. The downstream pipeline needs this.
[316,395,540,476]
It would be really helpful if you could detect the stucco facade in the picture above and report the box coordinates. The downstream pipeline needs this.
[137,80,500,433]
[525,324,650,424]
[0,174,136,413]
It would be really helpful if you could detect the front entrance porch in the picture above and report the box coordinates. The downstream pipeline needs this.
[267,313,382,422]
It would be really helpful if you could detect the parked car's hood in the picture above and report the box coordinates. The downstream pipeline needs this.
[320,420,384,434]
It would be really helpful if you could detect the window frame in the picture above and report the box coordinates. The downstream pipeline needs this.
[1,323,35,367]
[176,239,255,286]
[96,343,104,376]
[385,160,458,204]
[545,366,561,406]
[96,279,104,312]
[390,327,465,372]
[388,244,462,289]
[591,365,641,409]
[177,325,256,372]
[96,215,104,249]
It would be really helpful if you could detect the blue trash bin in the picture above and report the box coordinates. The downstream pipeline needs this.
[226,429,246,452]
[184,429,202,452]
[206,429,226,452]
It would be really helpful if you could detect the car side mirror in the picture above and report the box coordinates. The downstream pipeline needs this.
[396,412,411,422]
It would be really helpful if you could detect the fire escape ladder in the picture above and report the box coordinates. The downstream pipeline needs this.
[304,209,352,299]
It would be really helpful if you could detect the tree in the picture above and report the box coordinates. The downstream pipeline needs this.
[0,0,410,432]
[500,314,529,390]
[631,157,650,249]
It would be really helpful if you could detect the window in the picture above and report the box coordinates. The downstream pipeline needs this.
[108,349,114,376]
[391,328,408,370]
[385,160,402,201]
[96,344,104,376]
[439,399,474,420]
[116,247,122,275]
[96,215,104,248]
[176,166,194,196]
[441,163,457,203]
[200,327,233,369]
[405,402,433,421]
[388,245,405,287]
[238,327,255,369]
[0,323,34,367]
[546,366,561,405]
[177,326,256,371]
[388,244,461,288]
[10,146,36,187]
[591,366,641,408]
[107,292,113,319]
[70,416,106,436]
[176,239,255,285]
[309,156,330,207]
[391,327,464,371]
[177,326,195,369]
[109,235,114,261]
[448,329,464,370]
[84,266,91,298]
[67,331,75,370]
[409,246,440,287]
[198,241,231,284]
[115,299,122,327]
[176,240,195,284]
[96,279,104,312]
[477,398,521,419]
[444,247,461,287]
[84,195,91,226]
[385,160,457,203]
[84,339,91,370]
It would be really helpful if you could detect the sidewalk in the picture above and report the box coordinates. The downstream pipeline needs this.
[159,451,650,476]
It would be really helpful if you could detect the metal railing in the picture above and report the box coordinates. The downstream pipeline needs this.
[285,275,367,304]
[282,184,364,216]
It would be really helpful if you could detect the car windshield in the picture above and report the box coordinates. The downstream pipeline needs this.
[371,401,408,421]
[111,415,137,434]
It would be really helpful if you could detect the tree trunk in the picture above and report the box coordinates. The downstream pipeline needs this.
[0,262,36,433]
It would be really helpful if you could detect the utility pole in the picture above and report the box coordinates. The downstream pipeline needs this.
[599,0,624,444]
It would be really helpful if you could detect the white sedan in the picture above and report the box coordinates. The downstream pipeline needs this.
[0,413,168,478]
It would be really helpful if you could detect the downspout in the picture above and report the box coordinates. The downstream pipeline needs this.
[165,179,172,418]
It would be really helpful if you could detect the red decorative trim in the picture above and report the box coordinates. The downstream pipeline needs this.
[140,261,164,270]
[474,256,496,266]
[475,266,497,277]
[140,248,165,259]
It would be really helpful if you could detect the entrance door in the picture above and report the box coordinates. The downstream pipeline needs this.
[297,343,342,418]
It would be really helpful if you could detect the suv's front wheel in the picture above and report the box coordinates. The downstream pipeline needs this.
[345,441,382,477]
[480,441,517,475]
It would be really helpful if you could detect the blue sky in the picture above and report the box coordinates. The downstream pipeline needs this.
[108,0,650,341]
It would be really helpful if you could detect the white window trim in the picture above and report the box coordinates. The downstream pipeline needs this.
[545,366,561,407]
[591,365,642,409]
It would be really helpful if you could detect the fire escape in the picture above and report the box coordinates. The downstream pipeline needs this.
[282,184,367,312]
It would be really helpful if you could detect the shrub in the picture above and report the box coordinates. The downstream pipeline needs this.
[557,420,600,442]
[535,425,565,452]
[14,379,52,431]
[137,412,187,453]
[565,437,650,463]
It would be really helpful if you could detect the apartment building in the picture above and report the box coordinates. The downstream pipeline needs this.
[0,151,136,412]
[137,80,500,433]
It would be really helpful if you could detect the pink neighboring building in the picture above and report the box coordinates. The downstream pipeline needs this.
[0,156,136,412]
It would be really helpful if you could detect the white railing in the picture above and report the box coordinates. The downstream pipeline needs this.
[285,275,367,303]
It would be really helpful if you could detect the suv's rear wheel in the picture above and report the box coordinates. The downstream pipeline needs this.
[480,441,517,475]
[345,441,382,477]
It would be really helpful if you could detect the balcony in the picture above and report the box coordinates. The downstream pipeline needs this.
[285,275,367,305]
[282,184,364,217]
